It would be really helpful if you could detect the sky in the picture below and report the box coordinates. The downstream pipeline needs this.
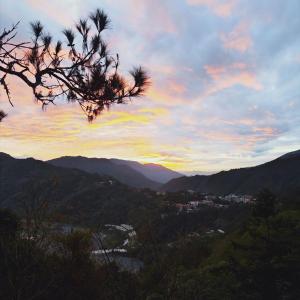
[0,0,300,174]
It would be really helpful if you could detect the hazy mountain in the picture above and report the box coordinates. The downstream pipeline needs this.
[48,156,181,188]
[48,156,161,189]
[161,150,300,198]
[110,159,182,183]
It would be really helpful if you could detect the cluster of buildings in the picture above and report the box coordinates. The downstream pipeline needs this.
[175,200,225,212]
[175,193,254,213]
[221,194,253,203]
[201,193,254,204]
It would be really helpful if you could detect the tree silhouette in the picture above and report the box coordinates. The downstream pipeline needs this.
[0,110,6,122]
[0,9,150,121]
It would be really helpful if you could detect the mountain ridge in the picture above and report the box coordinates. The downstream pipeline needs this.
[161,150,300,198]
[110,159,182,183]
[2,150,300,199]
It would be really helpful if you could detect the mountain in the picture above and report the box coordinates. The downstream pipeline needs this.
[161,150,300,198]
[0,153,160,225]
[0,152,112,209]
[48,156,161,189]
[110,159,182,183]
[278,149,300,160]
[48,156,181,188]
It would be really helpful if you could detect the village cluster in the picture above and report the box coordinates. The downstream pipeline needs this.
[174,192,254,213]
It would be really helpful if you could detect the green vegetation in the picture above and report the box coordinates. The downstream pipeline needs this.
[1,190,299,299]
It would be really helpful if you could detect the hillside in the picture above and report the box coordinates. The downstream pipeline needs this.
[48,156,161,189]
[161,150,300,198]
[0,153,160,225]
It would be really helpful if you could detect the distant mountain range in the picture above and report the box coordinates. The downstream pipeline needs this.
[161,150,300,198]
[48,156,182,189]
[1,150,300,209]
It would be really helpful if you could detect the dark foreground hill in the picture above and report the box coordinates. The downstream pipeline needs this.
[0,153,160,225]
[161,150,300,198]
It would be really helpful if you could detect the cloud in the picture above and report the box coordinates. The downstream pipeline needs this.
[203,62,263,95]
[25,0,79,26]
[147,84,188,106]
[221,21,252,52]
[199,125,281,152]
[186,0,237,17]
[1,105,167,142]
[2,0,300,172]
[130,0,177,35]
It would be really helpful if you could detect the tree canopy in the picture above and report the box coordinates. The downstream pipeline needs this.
[0,9,150,121]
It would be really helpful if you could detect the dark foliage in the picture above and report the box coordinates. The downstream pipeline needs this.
[0,211,139,300]
[0,109,6,122]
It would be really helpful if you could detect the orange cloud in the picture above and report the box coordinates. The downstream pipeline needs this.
[1,105,167,142]
[88,109,168,130]
[187,0,236,17]
[138,145,194,170]
[221,22,253,52]
[1,105,173,167]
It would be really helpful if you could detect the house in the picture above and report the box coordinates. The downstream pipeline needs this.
[189,201,200,207]
[200,200,214,206]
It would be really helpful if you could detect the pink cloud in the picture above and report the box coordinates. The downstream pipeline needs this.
[253,126,279,136]
[147,86,187,106]
[121,0,178,36]
[187,0,237,17]
[203,62,262,95]
[150,65,177,76]
[221,21,253,52]
[166,80,186,94]
[25,0,77,26]
[199,127,279,151]
[145,75,189,106]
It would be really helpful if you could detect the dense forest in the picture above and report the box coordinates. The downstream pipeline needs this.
[1,189,299,299]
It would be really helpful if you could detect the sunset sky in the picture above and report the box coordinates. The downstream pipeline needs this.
[1,0,300,174]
